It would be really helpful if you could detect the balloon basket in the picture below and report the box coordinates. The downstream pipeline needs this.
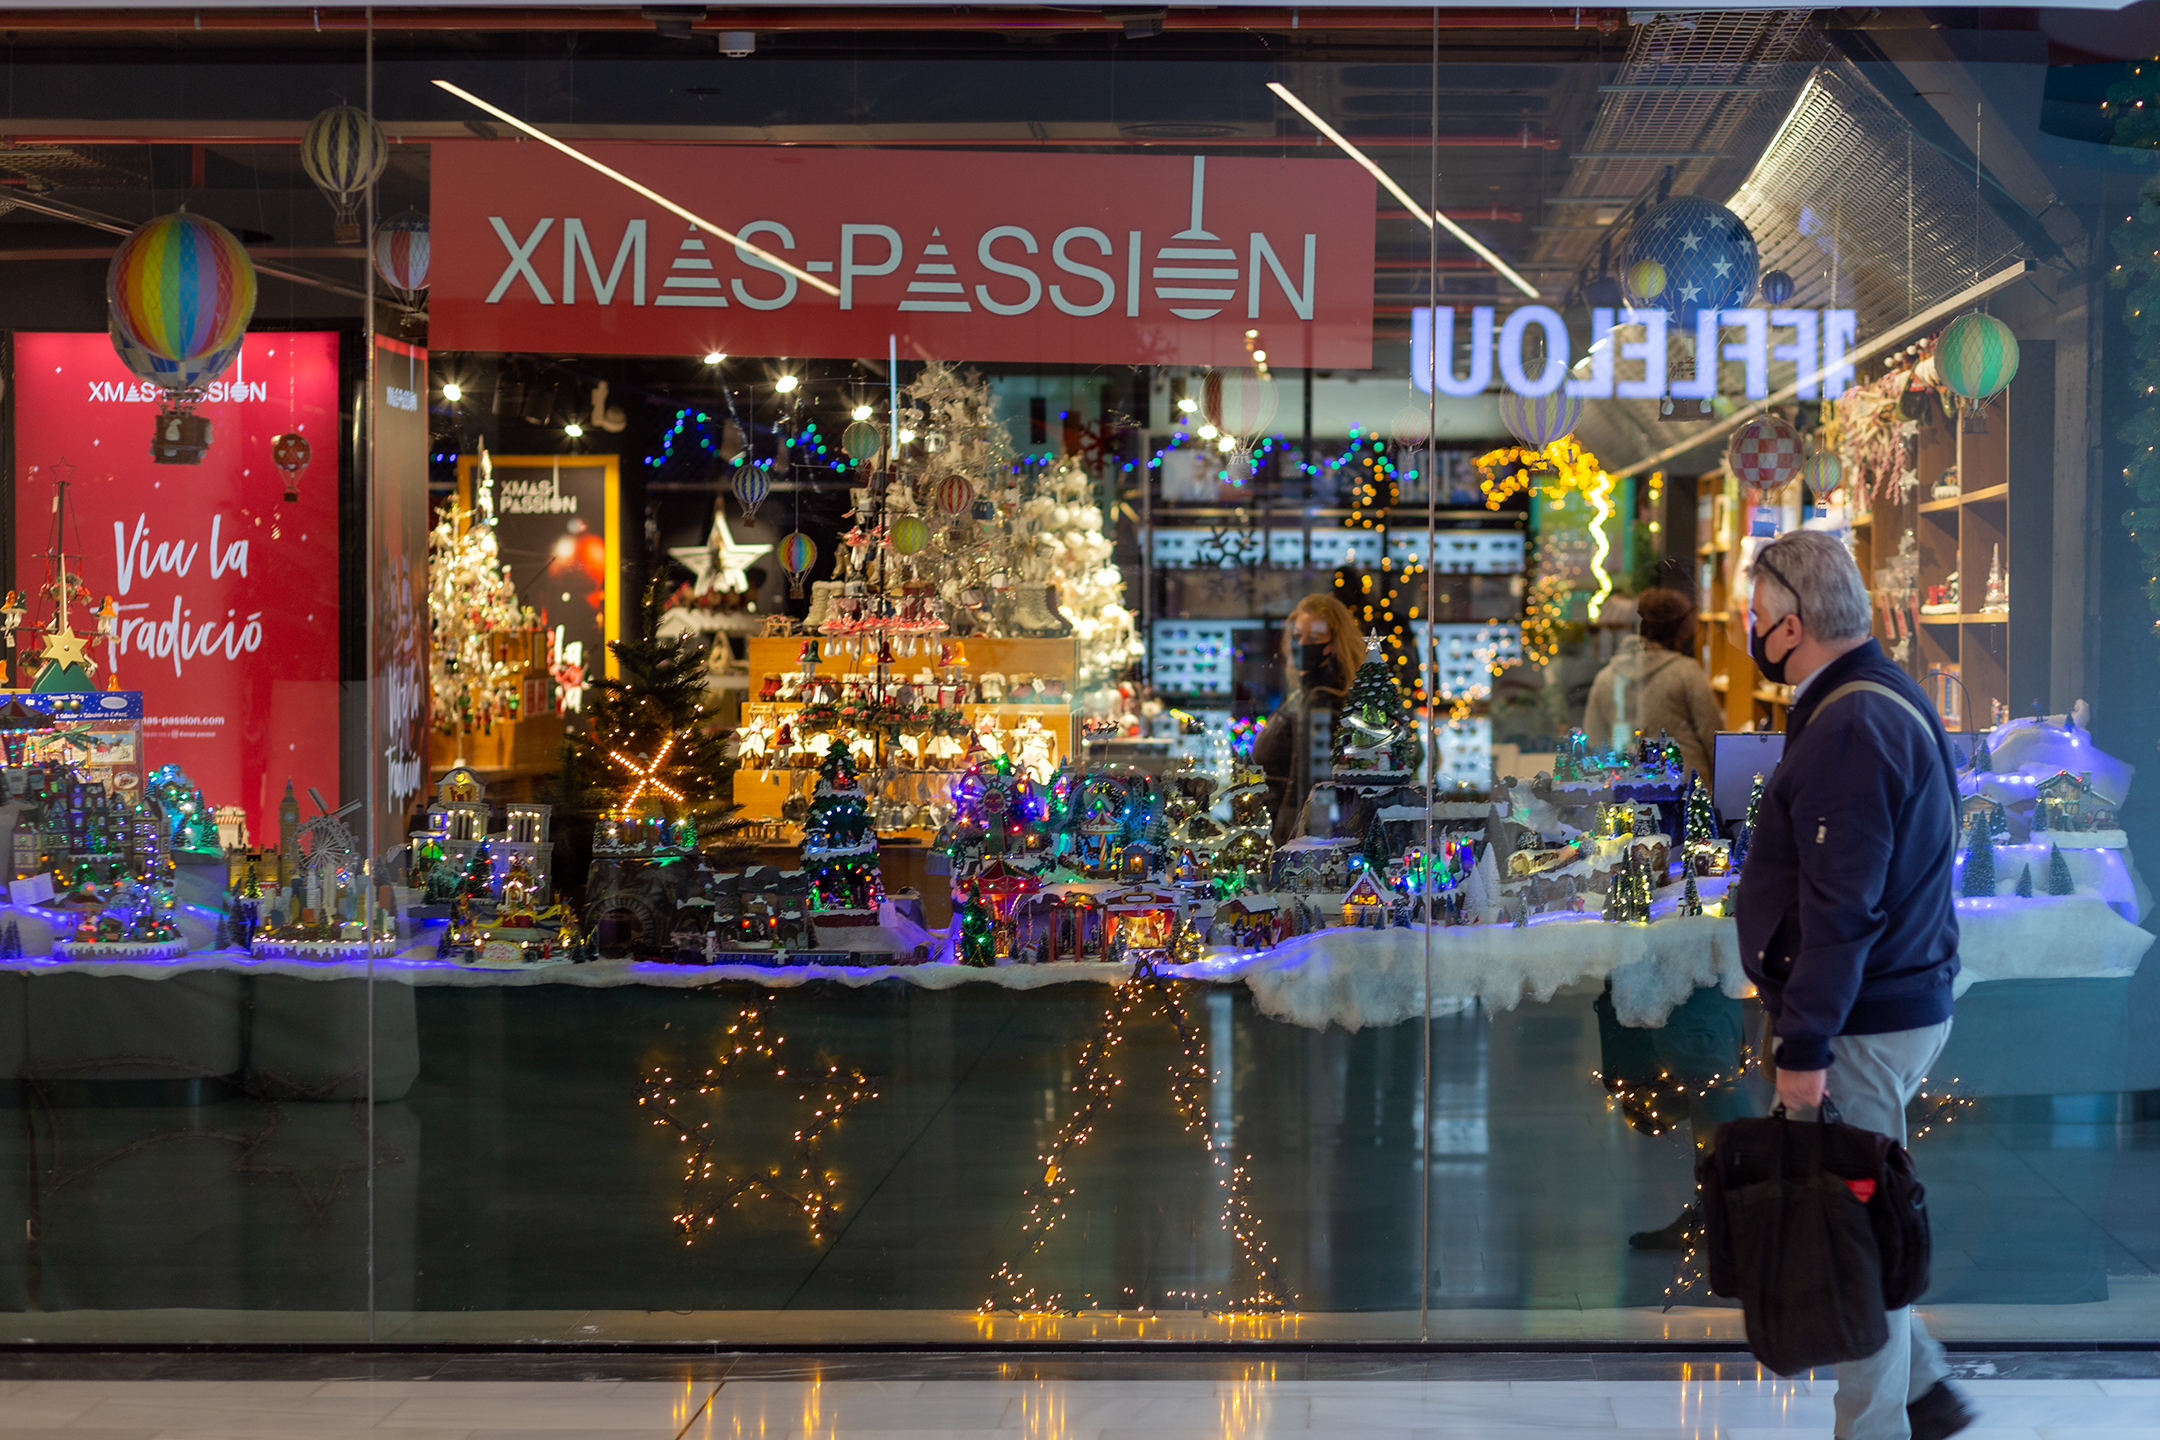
[284,484,300,504]
[333,221,362,245]
[1962,410,1990,435]
[150,408,213,466]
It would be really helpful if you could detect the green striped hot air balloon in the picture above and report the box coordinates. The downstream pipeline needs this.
[1936,312,2019,407]
[301,104,389,244]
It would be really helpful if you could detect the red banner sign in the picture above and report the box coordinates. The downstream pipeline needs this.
[12,332,341,845]
[430,142,1376,367]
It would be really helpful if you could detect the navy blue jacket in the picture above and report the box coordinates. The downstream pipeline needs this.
[1734,640,1961,1071]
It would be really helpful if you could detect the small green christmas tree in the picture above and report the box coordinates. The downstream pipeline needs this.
[1684,770,1716,845]
[1743,774,1765,838]
[1334,635,1422,772]
[956,879,994,967]
[1358,813,1391,877]
[1679,867,1703,917]
[1961,812,1997,897]
[801,742,884,912]
[1169,914,1206,966]
[2048,843,2076,896]
[2015,863,2034,898]
[1970,737,1993,774]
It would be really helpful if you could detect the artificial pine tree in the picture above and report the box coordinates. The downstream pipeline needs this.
[1961,812,1997,898]
[566,578,749,855]
[1601,859,1623,921]
[1357,812,1391,877]
[1684,771,1716,846]
[1679,867,1703,917]
[1016,460,1144,685]
[2015,863,2034,898]
[956,879,995,967]
[800,742,885,912]
[1737,773,1766,860]
[428,451,531,734]
[2048,843,2076,896]
[1169,914,1206,966]
[1334,635,1423,772]
[1970,737,1993,774]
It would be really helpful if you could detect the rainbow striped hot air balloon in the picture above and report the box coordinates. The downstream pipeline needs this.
[1498,387,1583,457]
[778,531,818,598]
[108,212,257,369]
[302,104,388,244]
[732,465,771,526]
[372,211,431,303]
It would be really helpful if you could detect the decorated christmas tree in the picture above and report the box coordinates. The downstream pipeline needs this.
[1684,771,1716,846]
[801,742,884,913]
[2048,843,2075,896]
[565,578,748,853]
[428,450,531,734]
[1961,811,1997,897]
[1169,914,1206,966]
[1679,867,1703,917]
[1215,764,1273,881]
[1019,460,1144,685]
[956,878,995,967]
[1334,636,1421,772]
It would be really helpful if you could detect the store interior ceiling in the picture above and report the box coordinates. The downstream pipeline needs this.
[0,6,2139,477]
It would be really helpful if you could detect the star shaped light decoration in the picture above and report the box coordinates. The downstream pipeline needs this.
[609,734,684,813]
[668,509,772,597]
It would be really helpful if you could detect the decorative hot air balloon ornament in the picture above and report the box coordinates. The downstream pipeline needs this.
[1498,388,1584,473]
[841,420,883,465]
[890,514,930,556]
[1935,311,2020,434]
[272,433,312,503]
[778,531,818,598]
[1620,196,1759,327]
[1727,415,1803,500]
[1201,367,1280,454]
[732,464,771,526]
[107,211,258,465]
[1800,447,1843,505]
[371,210,431,305]
[1760,270,1796,306]
[934,473,975,519]
[301,104,389,245]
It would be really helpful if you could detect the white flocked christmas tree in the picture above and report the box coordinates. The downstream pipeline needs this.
[427,451,530,734]
[1018,459,1143,686]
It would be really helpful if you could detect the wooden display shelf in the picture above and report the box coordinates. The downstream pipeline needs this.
[747,635,1079,681]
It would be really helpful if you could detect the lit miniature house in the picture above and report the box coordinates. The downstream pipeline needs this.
[1341,869,1391,929]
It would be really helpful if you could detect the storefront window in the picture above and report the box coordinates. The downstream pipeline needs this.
[0,4,2153,1346]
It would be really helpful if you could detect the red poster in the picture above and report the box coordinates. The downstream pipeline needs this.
[430,142,1376,367]
[12,332,341,845]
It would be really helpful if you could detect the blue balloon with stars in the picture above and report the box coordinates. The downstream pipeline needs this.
[1619,196,1761,329]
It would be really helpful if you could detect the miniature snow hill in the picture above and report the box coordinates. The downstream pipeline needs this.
[1955,703,2148,918]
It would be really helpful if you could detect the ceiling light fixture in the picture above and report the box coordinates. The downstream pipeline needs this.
[774,374,799,394]
[442,382,462,402]
[432,79,841,299]
[564,421,585,438]
[1265,81,1541,301]
[703,351,726,365]
[851,404,873,421]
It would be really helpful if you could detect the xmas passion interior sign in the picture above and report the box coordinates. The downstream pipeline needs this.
[429,144,1376,367]
[11,331,342,846]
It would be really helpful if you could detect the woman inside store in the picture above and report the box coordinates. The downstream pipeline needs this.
[1582,584,1723,784]
[1253,594,1365,845]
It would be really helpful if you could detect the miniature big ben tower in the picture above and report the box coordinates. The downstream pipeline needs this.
[277,781,300,888]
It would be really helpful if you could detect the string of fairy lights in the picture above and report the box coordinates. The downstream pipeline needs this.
[982,957,1294,1317]
[637,1006,878,1246]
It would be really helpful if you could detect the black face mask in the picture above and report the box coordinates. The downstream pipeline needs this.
[1748,616,1791,686]
[1297,643,1332,678]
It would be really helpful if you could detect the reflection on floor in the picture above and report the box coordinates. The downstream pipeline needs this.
[0,978,2154,1341]
[0,1366,2155,1439]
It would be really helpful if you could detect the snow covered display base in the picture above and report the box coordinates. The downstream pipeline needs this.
[50,938,190,962]
[250,938,404,960]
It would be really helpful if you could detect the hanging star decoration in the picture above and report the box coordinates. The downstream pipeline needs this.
[981,956,1293,1317]
[668,508,772,597]
[639,1006,879,1245]
[608,733,684,814]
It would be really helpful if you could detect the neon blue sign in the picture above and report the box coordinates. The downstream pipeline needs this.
[1410,306,1859,402]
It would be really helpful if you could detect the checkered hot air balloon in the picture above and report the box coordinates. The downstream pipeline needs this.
[1498,387,1583,454]
[372,211,431,304]
[1620,196,1760,329]
[1727,415,1803,498]
[107,212,257,367]
[1935,312,2019,405]
[108,320,238,399]
[732,465,771,526]
[301,104,389,244]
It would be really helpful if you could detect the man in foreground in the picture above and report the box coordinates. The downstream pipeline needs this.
[1732,531,1975,1440]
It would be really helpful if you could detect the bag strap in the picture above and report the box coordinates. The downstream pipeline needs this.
[1810,679,1961,810]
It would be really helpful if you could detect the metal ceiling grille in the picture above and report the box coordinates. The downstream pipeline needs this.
[1725,64,2030,341]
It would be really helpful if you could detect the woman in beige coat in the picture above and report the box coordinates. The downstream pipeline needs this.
[1582,586,1723,784]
